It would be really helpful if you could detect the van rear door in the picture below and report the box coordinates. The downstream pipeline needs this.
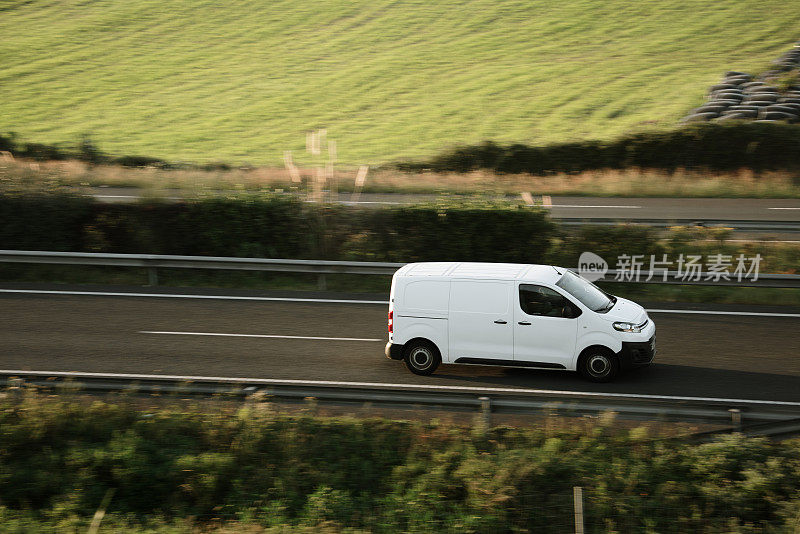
[448,280,513,362]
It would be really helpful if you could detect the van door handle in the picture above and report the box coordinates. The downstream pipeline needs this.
[518,321,531,325]
[493,320,507,324]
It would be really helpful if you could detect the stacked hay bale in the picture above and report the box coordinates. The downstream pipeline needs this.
[682,40,800,124]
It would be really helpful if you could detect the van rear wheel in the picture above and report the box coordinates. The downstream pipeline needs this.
[403,340,441,376]
[578,348,619,383]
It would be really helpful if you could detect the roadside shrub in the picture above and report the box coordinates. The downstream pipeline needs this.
[20,142,69,161]
[77,134,106,164]
[0,192,94,250]
[549,224,664,267]
[342,203,554,263]
[400,122,800,175]
[159,196,314,258]
[1,397,800,532]
[0,133,16,153]
[113,155,170,168]
[0,194,556,263]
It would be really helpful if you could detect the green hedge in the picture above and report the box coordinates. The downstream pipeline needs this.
[5,122,800,175]
[0,193,554,264]
[398,122,800,175]
[1,397,800,533]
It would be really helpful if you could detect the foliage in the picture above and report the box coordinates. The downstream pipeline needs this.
[0,193,555,264]
[400,123,800,175]
[0,191,94,251]
[1,396,800,532]
[550,224,665,268]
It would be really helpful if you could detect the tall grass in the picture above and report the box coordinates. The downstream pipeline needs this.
[4,158,800,198]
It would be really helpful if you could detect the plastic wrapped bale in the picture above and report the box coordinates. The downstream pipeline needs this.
[681,111,718,122]
[758,110,797,122]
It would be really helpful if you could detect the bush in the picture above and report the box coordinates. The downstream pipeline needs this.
[399,122,800,175]
[0,133,16,153]
[2,396,800,532]
[20,142,69,161]
[0,194,556,264]
[112,155,170,168]
[0,192,94,251]
[550,225,665,268]
[350,203,553,263]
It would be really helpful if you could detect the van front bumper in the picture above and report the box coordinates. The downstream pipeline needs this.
[385,342,404,360]
[617,335,656,370]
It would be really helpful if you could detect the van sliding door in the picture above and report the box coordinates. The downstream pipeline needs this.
[448,280,514,363]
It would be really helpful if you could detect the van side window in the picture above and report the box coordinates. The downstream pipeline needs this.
[519,284,581,318]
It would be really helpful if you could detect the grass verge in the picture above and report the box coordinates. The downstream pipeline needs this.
[4,158,800,198]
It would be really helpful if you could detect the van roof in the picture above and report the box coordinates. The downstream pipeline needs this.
[397,262,564,285]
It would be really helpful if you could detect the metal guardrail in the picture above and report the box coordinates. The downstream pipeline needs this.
[3,370,800,437]
[0,250,401,289]
[1,250,799,288]
[557,218,800,233]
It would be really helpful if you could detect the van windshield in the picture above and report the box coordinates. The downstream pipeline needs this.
[555,270,615,313]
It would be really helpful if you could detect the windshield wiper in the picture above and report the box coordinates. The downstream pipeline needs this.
[597,297,616,313]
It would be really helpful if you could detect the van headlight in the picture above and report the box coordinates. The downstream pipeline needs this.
[613,321,643,333]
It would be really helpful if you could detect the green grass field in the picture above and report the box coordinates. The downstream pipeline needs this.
[3,0,800,165]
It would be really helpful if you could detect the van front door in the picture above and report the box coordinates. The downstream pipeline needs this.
[514,284,579,368]
[449,280,514,363]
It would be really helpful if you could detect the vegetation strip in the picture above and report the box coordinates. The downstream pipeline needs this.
[1,395,800,532]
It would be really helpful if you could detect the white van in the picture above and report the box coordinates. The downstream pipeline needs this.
[385,262,655,382]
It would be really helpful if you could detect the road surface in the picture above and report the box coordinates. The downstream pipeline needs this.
[2,285,799,402]
[86,188,800,222]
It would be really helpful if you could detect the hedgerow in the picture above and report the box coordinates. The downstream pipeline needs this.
[398,123,800,175]
[1,396,800,532]
[0,193,555,264]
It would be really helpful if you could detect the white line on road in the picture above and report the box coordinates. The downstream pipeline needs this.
[767,207,800,210]
[93,195,182,200]
[2,289,799,317]
[337,200,405,205]
[2,369,800,406]
[140,330,382,342]
[550,204,642,209]
[647,309,800,318]
[0,289,386,304]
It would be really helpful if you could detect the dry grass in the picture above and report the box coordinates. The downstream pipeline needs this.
[2,158,800,198]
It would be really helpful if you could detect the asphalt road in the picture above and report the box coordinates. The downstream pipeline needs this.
[2,287,800,402]
[87,188,800,222]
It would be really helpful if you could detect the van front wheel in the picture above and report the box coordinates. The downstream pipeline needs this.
[403,340,441,376]
[578,348,619,383]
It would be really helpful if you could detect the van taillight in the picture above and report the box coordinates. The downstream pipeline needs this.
[388,311,393,333]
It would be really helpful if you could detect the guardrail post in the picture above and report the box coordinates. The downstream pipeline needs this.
[479,396,491,429]
[304,396,318,416]
[9,377,24,404]
[729,408,742,431]
[573,486,585,534]
[147,266,159,286]
[317,274,327,291]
